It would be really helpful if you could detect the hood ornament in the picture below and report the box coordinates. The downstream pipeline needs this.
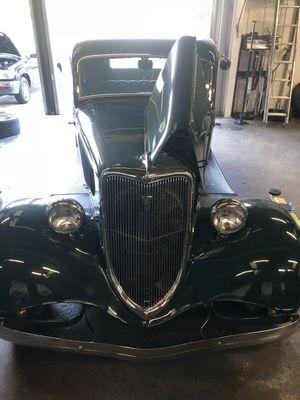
[140,151,152,180]
[141,195,153,211]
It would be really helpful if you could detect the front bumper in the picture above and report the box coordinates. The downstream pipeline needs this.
[0,303,298,361]
[0,80,19,95]
[0,316,298,361]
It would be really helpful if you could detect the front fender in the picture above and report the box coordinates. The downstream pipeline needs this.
[0,196,299,326]
[182,198,300,313]
[0,195,139,324]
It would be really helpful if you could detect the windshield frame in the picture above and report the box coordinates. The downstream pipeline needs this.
[75,53,166,101]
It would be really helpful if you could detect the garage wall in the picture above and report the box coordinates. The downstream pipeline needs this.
[242,0,300,85]
[217,0,300,117]
[211,0,235,115]
[294,25,300,84]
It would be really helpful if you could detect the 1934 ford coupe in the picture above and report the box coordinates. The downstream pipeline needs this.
[0,36,299,360]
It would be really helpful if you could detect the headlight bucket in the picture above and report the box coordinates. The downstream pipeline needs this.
[46,199,85,234]
[211,198,247,234]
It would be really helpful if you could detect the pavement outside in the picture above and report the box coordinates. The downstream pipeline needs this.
[0,90,300,400]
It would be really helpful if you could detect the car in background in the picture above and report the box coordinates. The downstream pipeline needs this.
[0,32,39,104]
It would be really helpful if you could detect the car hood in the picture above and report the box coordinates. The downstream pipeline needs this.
[0,53,20,63]
[0,53,20,70]
[76,98,147,171]
[75,37,218,177]
[0,32,20,57]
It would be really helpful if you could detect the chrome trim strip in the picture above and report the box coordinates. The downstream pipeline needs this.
[78,92,152,101]
[0,316,298,361]
[100,168,194,320]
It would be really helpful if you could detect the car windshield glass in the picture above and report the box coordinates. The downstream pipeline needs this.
[77,56,166,99]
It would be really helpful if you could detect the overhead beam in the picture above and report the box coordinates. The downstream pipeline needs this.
[28,0,59,115]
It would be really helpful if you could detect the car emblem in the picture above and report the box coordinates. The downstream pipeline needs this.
[142,195,153,211]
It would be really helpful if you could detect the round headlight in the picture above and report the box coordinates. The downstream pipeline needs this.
[46,199,85,234]
[211,198,247,234]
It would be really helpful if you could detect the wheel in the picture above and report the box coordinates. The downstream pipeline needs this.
[0,111,20,138]
[15,76,30,104]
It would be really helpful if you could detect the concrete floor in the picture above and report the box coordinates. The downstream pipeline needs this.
[213,118,300,213]
[0,91,300,400]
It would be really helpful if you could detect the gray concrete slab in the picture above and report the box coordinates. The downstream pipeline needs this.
[213,118,300,212]
[0,91,300,400]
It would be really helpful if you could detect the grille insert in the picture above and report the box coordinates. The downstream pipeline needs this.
[101,171,193,316]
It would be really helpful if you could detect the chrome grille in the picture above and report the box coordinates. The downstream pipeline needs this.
[101,171,193,315]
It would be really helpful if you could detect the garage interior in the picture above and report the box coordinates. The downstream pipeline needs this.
[0,0,300,399]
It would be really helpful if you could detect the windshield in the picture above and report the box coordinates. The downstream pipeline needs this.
[77,55,166,99]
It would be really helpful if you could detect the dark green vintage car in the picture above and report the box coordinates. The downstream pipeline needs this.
[0,36,299,360]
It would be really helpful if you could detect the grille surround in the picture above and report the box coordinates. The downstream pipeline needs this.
[101,168,194,319]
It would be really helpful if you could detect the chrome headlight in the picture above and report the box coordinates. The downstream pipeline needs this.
[211,198,247,234]
[46,199,85,234]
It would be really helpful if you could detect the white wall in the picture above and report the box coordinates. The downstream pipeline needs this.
[294,26,300,84]
[211,0,235,115]
[46,0,213,55]
[1,0,213,56]
[0,1,35,54]
[242,0,300,86]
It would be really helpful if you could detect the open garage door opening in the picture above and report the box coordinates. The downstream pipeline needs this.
[0,0,213,115]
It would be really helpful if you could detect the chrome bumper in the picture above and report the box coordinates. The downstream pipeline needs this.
[0,315,298,361]
[0,80,19,95]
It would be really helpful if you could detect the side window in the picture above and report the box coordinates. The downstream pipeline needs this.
[78,138,96,195]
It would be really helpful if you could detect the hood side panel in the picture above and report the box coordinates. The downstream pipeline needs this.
[146,36,218,178]
[146,36,196,163]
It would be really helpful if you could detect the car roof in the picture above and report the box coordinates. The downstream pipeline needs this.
[71,37,218,106]
[72,38,217,65]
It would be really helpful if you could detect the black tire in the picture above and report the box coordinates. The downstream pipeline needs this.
[292,83,300,117]
[0,111,20,138]
[15,76,30,104]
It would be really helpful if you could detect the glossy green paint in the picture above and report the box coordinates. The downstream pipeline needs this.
[147,36,217,172]
[0,37,299,334]
[76,98,147,171]
[0,195,299,327]
[74,37,218,185]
